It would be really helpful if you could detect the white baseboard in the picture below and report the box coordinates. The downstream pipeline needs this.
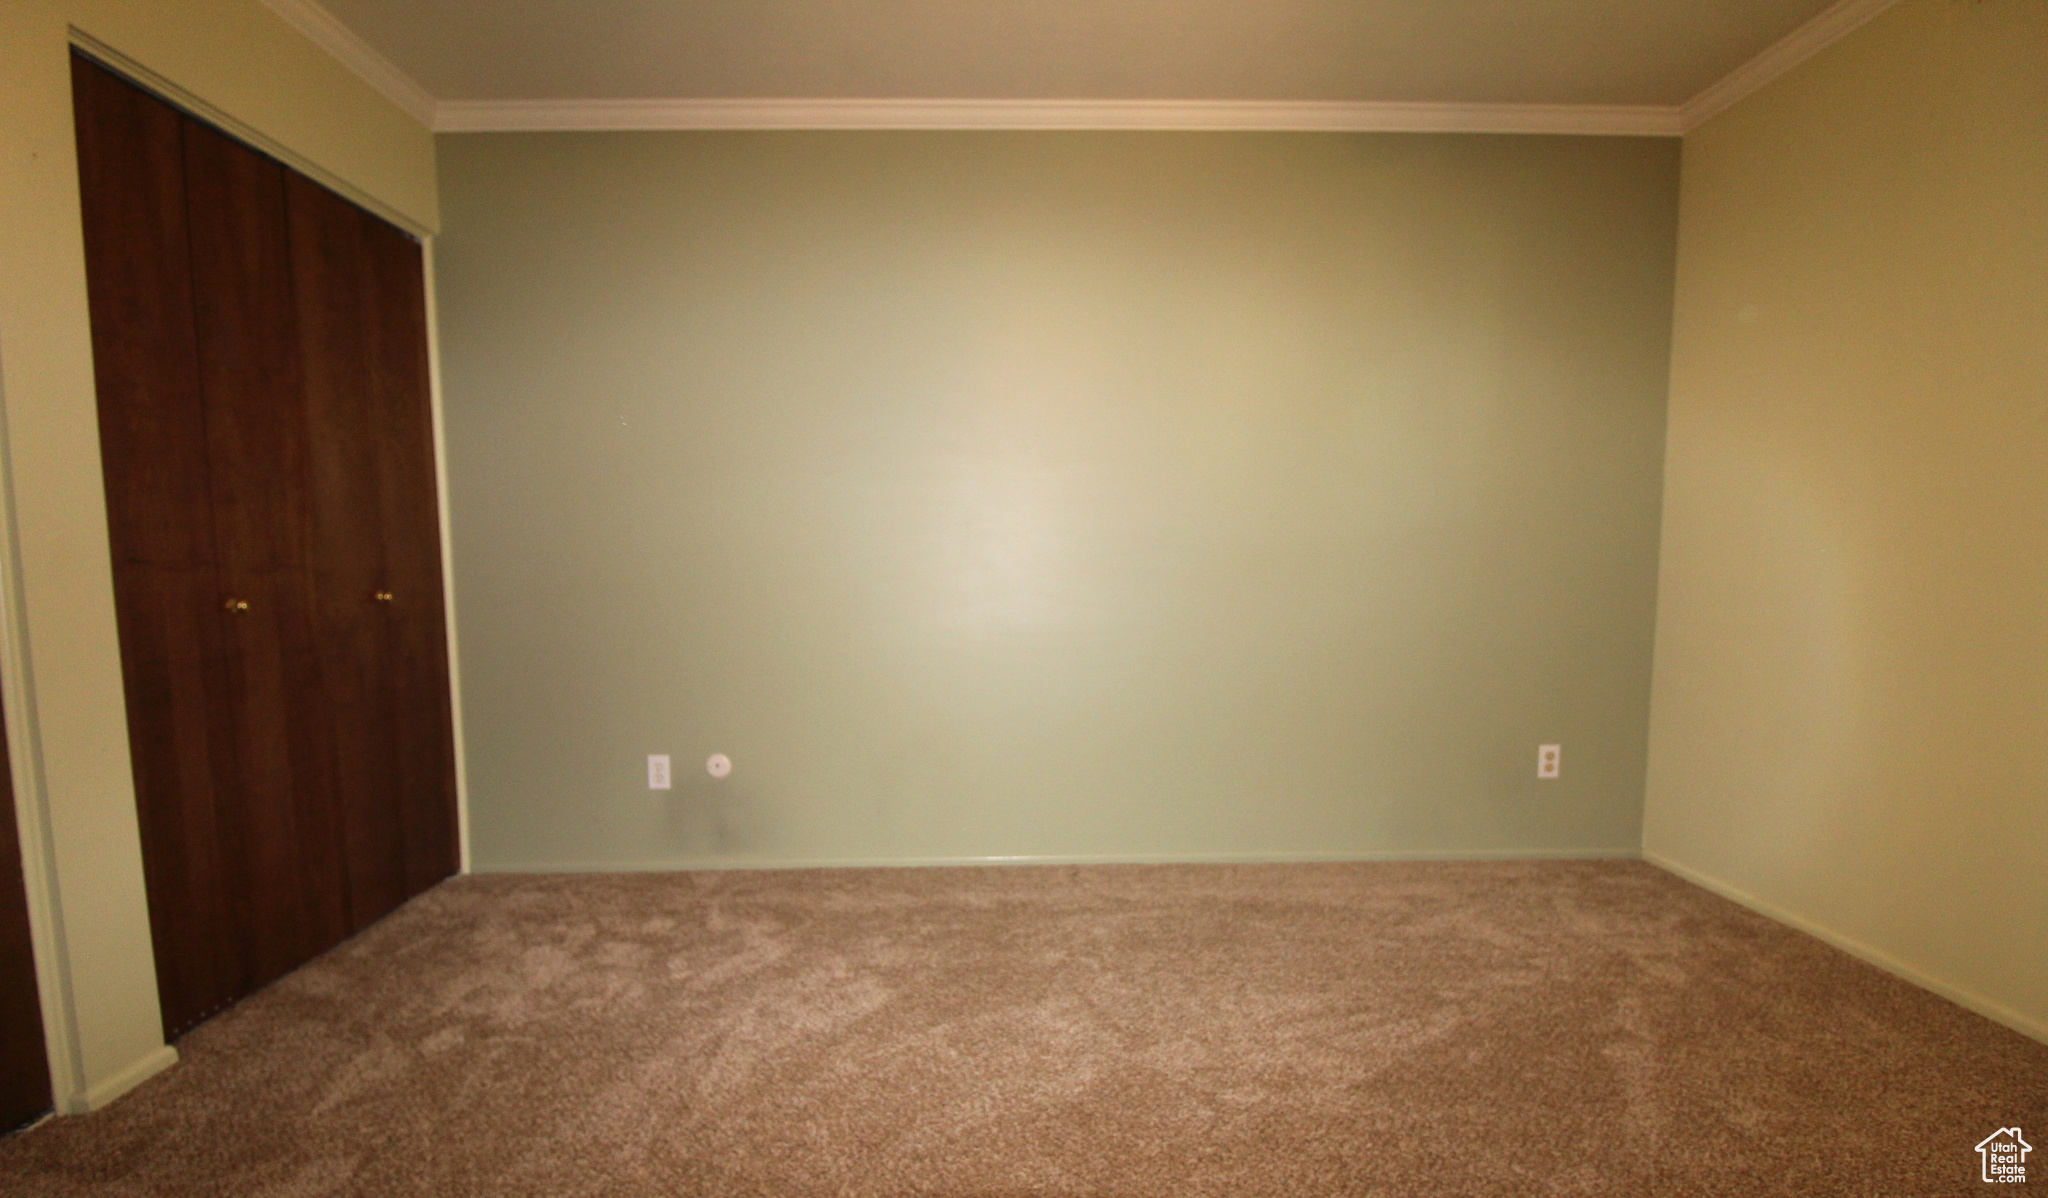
[72,1044,178,1114]
[473,846,1642,874]
[1643,850,2048,1047]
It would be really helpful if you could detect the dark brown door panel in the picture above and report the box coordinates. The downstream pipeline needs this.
[74,55,243,1038]
[288,176,414,930]
[363,213,462,896]
[182,114,354,980]
[1,688,53,1130]
[111,565,243,1037]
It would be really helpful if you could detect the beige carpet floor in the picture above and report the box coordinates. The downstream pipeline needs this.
[0,860,2041,1196]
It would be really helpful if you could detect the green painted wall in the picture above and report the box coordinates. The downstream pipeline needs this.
[435,131,1678,870]
[1645,0,2048,1041]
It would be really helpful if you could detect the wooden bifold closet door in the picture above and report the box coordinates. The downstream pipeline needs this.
[71,53,459,1039]
[1,685,53,1131]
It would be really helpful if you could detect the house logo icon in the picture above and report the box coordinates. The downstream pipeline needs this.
[1978,1128,2031,1184]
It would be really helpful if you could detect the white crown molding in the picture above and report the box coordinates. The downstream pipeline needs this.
[258,0,438,127]
[1679,0,1902,131]
[433,97,1683,136]
[272,0,1896,139]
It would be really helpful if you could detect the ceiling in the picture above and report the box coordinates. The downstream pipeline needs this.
[315,0,1841,107]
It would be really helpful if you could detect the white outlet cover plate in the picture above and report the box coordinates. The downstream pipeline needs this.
[648,754,671,789]
[1538,744,1561,779]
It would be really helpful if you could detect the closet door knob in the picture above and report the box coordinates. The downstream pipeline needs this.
[373,591,394,603]
[224,599,249,613]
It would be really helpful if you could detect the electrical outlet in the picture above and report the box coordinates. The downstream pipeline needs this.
[1537,744,1560,779]
[648,754,671,790]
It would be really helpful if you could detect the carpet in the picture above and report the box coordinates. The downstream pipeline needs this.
[1,859,2040,1195]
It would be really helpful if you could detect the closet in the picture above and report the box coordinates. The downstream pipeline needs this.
[70,53,459,1039]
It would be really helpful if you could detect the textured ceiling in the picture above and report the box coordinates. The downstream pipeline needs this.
[315,0,1839,105]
